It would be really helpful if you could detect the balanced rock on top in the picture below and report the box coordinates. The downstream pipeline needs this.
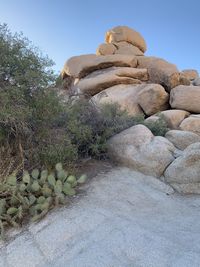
[105,26,147,53]
[96,26,146,56]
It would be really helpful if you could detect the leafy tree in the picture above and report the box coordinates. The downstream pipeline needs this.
[0,23,55,91]
[0,24,58,176]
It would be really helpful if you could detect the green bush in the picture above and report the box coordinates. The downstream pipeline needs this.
[0,24,60,176]
[143,115,168,136]
[0,23,55,91]
[62,100,141,158]
[38,136,78,167]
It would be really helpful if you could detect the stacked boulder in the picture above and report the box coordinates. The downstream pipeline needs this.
[97,26,146,56]
[61,25,200,194]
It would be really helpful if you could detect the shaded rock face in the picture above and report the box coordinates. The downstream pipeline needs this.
[114,41,144,56]
[91,84,144,116]
[181,69,199,81]
[61,54,138,79]
[92,84,169,116]
[164,143,200,193]
[179,73,190,86]
[170,85,200,113]
[137,84,169,115]
[75,67,148,96]
[179,115,200,136]
[193,77,200,86]
[137,56,182,91]
[145,110,190,130]
[165,130,200,150]
[107,125,175,178]
[159,110,190,129]
[96,43,116,56]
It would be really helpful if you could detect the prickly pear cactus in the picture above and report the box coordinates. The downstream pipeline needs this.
[66,175,76,184]
[31,169,40,179]
[0,163,87,239]
[47,174,56,187]
[55,163,63,172]
[77,174,87,184]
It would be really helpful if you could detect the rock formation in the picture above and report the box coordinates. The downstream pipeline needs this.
[164,143,200,194]
[62,26,194,97]
[165,130,200,151]
[92,83,169,116]
[181,69,199,81]
[107,124,175,178]
[145,110,190,129]
[61,25,200,194]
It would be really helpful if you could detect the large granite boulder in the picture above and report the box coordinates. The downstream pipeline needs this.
[92,83,169,116]
[164,143,200,194]
[160,110,190,129]
[137,56,181,91]
[193,77,200,86]
[92,84,144,116]
[170,85,200,113]
[75,67,148,95]
[181,69,199,81]
[96,43,116,56]
[171,183,200,194]
[144,115,160,124]
[61,54,138,79]
[137,84,169,115]
[165,130,200,150]
[105,26,147,52]
[179,115,200,135]
[179,73,190,86]
[107,125,175,177]
[114,41,144,55]
[145,110,189,129]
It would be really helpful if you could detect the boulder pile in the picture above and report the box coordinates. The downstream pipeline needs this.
[61,25,200,194]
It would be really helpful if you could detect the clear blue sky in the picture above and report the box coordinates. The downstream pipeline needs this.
[0,0,199,74]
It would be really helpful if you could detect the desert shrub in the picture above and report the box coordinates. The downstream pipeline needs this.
[0,24,60,176]
[55,74,64,87]
[61,101,168,160]
[61,100,142,158]
[37,135,78,167]
[143,115,168,136]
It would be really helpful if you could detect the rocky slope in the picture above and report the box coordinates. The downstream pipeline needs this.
[61,25,200,194]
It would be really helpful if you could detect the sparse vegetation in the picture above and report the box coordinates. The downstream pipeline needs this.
[143,115,168,136]
[62,100,143,159]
